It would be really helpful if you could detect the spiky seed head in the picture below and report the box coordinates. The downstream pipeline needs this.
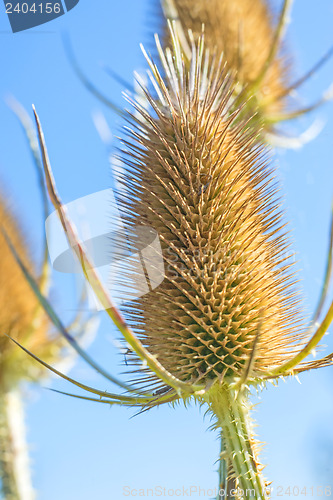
[0,196,57,388]
[116,32,305,389]
[165,0,291,129]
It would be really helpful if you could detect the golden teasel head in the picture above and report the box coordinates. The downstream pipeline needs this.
[21,25,333,400]
[115,31,305,389]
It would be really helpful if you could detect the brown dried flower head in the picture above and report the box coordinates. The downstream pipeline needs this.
[119,33,304,389]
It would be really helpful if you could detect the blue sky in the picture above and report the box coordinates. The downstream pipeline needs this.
[1,1,333,498]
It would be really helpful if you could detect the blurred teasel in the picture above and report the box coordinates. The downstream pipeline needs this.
[0,101,95,500]
[10,26,333,499]
[160,0,333,146]
[0,194,56,500]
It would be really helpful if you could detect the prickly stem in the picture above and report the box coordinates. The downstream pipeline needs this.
[204,386,267,500]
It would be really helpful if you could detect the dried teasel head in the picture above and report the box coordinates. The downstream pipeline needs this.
[117,32,305,390]
[161,0,333,144]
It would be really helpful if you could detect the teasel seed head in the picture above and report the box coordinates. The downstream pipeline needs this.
[117,30,305,390]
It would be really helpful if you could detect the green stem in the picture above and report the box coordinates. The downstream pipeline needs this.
[205,386,267,500]
[0,388,34,500]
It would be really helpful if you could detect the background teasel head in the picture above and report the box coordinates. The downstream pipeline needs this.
[0,192,55,500]
[65,0,333,149]
[16,27,333,498]
[161,0,333,143]
[0,196,57,389]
